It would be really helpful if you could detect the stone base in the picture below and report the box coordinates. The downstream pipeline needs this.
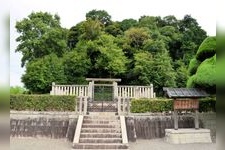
[165,128,212,144]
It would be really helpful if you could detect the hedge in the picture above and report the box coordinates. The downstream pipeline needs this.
[131,98,216,113]
[188,58,201,76]
[196,36,216,61]
[10,95,76,111]
[193,55,216,94]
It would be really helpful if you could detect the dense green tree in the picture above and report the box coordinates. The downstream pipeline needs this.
[187,57,201,76]
[124,27,150,50]
[132,52,153,85]
[63,50,91,84]
[16,11,209,94]
[67,21,85,49]
[138,16,158,31]
[178,15,207,63]
[105,22,123,36]
[21,54,65,93]
[119,19,138,31]
[87,34,128,78]
[15,12,68,67]
[187,36,216,94]
[151,50,176,95]
[86,9,112,25]
[81,19,103,40]
[174,60,188,88]
[162,15,179,27]
[196,36,216,61]
[143,39,167,54]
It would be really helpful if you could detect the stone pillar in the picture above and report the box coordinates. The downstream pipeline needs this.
[174,110,178,130]
[150,84,153,98]
[92,81,94,101]
[50,82,55,95]
[195,110,199,129]
[118,97,121,115]
[88,82,93,100]
[83,97,88,115]
[127,98,130,115]
[113,81,118,100]
[79,97,83,114]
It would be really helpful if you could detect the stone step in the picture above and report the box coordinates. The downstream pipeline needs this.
[80,133,122,138]
[72,149,129,150]
[73,143,129,149]
[83,119,119,124]
[79,138,122,143]
[84,115,119,120]
[81,128,121,133]
[82,124,120,128]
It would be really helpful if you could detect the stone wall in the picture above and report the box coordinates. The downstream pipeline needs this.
[10,111,78,141]
[126,112,216,142]
[199,112,216,142]
[10,111,216,143]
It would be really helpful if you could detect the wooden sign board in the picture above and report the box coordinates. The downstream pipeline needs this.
[173,99,199,110]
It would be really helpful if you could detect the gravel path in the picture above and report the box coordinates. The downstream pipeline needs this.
[10,138,216,150]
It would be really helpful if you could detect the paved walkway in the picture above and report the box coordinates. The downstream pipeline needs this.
[10,138,216,150]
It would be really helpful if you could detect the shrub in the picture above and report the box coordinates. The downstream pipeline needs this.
[10,95,76,111]
[186,75,196,88]
[188,58,201,76]
[10,86,28,94]
[131,98,173,113]
[131,98,216,113]
[196,36,216,61]
[193,55,216,93]
[199,97,216,112]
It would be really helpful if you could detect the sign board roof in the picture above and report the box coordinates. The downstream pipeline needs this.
[163,87,209,98]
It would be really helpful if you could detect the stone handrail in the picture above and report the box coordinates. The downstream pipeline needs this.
[118,97,130,115]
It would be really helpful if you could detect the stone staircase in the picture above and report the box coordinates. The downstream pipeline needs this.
[72,113,129,149]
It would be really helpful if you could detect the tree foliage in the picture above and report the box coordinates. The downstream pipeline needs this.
[132,52,153,85]
[10,86,27,94]
[188,57,201,76]
[63,50,91,84]
[15,12,68,67]
[15,11,208,94]
[86,9,111,25]
[196,36,216,61]
[193,55,216,92]
[151,50,176,94]
[187,36,216,94]
[21,54,65,93]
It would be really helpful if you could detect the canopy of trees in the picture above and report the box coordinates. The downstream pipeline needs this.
[15,10,208,94]
[187,36,216,94]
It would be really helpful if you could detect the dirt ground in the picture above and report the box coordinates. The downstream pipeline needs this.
[10,138,216,150]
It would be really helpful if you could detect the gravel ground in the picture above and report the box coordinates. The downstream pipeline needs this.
[10,138,216,150]
[129,139,216,150]
[10,138,72,150]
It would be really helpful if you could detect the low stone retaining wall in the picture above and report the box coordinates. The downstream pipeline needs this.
[126,112,216,142]
[10,111,216,143]
[10,111,78,141]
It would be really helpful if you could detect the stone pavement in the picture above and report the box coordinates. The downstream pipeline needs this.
[10,138,216,150]
[129,139,216,150]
